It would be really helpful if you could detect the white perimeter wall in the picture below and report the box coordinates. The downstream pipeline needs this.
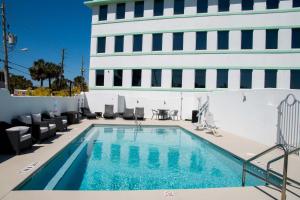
[0,89,81,123]
[84,89,300,146]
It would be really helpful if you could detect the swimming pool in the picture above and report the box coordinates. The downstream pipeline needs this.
[17,125,275,190]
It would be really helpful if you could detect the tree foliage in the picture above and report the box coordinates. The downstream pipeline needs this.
[29,59,47,87]
[74,76,88,92]
[9,74,33,93]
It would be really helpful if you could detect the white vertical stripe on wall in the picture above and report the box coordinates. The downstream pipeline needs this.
[229,69,240,90]
[253,30,266,50]
[123,70,132,87]
[254,0,266,10]
[104,70,113,87]
[92,7,98,24]
[184,32,195,51]
[89,70,96,87]
[278,29,291,49]
[185,0,197,15]
[230,0,242,12]
[125,1,134,19]
[144,0,154,17]
[163,33,173,51]
[124,35,133,52]
[142,69,152,87]
[91,37,97,55]
[106,36,114,53]
[162,69,172,88]
[280,0,293,9]
[252,70,264,89]
[143,34,152,52]
[230,31,241,50]
[107,4,115,21]
[207,31,217,50]
[206,69,217,89]
[277,70,291,89]
[182,69,194,89]
[208,0,218,12]
[164,0,174,16]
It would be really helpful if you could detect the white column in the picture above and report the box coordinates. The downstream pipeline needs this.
[208,0,218,12]
[278,29,291,49]
[206,69,217,89]
[185,0,197,15]
[162,69,172,88]
[280,0,293,9]
[253,30,265,50]
[230,0,242,11]
[126,1,134,19]
[277,70,291,89]
[164,0,174,16]
[104,70,113,87]
[107,4,116,21]
[144,0,154,17]
[228,69,240,90]
[106,36,115,53]
[142,69,151,88]
[163,33,173,51]
[124,35,133,53]
[89,70,96,87]
[207,31,217,50]
[229,31,241,50]
[123,70,132,87]
[92,7,99,24]
[252,70,264,89]
[91,37,97,54]
[143,34,152,52]
[254,0,266,10]
[184,32,195,51]
[182,69,194,89]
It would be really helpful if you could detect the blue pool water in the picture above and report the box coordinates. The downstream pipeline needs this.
[18,125,270,191]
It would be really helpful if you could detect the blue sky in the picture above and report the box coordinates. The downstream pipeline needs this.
[0,0,91,85]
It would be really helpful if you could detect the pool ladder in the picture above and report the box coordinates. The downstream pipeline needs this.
[241,144,300,200]
[134,115,142,130]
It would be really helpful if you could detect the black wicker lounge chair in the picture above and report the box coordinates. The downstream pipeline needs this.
[123,108,135,120]
[135,107,145,120]
[81,107,97,119]
[42,111,68,132]
[12,114,56,143]
[0,121,32,155]
[103,105,116,119]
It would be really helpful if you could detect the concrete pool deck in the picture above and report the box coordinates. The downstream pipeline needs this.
[0,119,299,200]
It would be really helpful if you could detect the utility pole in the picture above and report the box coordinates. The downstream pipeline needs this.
[1,0,9,90]
[59,48,65,88]
[80,56,85,92]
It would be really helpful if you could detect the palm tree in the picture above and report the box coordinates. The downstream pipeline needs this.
[45,62,61,89]
[29,59,47,87]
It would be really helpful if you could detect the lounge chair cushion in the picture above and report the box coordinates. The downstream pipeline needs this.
[6,126,30,135]
[31,113,42,123]
[40,127,49,134]
[49,124,56,130]
[20,133,31,142]
[62,119,68,124]
[18,115,32,125]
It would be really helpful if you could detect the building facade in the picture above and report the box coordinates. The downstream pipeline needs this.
[85,0,300,92]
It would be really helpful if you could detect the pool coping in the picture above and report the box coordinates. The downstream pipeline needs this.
[0,119,299,200]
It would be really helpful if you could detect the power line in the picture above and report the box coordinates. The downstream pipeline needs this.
[8,66,30,76]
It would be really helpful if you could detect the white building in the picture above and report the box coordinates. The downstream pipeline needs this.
[84,0,300,145]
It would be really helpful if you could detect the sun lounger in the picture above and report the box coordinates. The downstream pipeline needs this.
[81,107,97,119]
[135,107,144,120]
[123,108,135,120]
[204,112,221,137]
[103,104,116,119]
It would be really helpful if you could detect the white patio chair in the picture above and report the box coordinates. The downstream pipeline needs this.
[204,112,221,137]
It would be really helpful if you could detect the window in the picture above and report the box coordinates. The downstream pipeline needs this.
[173,32,184,50]
[114,36,124,52]
[195,69,206,88]
[172,69,182,88]
[152,33,163,51]
[151,69,162,87]
[266,0,279,9]
[197,0,208,13]
[116,3,125,19]
[134,1,144,17]
[218,0,230,12]
[99,5,108,21]
[96,70,104,86]
[196,31,207,50]
[240,69,252,89]
[217,69,228,88]
[174,0,184,15]
[97,37,106,53]
[154,0,164,16]
[265,69,277,88]
[290,70,300,89]
[218,31,229,50]
[241,30,253,49]
[132,69,142,86]
[292,28,300,49]
[242,0,253,10]
[266,29,278,49]
[293,0,300,7]
[133,34,143,52]
[114,69,123,86]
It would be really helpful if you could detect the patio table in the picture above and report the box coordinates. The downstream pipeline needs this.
[157,109,169,120]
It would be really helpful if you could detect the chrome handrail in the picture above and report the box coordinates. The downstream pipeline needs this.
[241,144,289,200]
